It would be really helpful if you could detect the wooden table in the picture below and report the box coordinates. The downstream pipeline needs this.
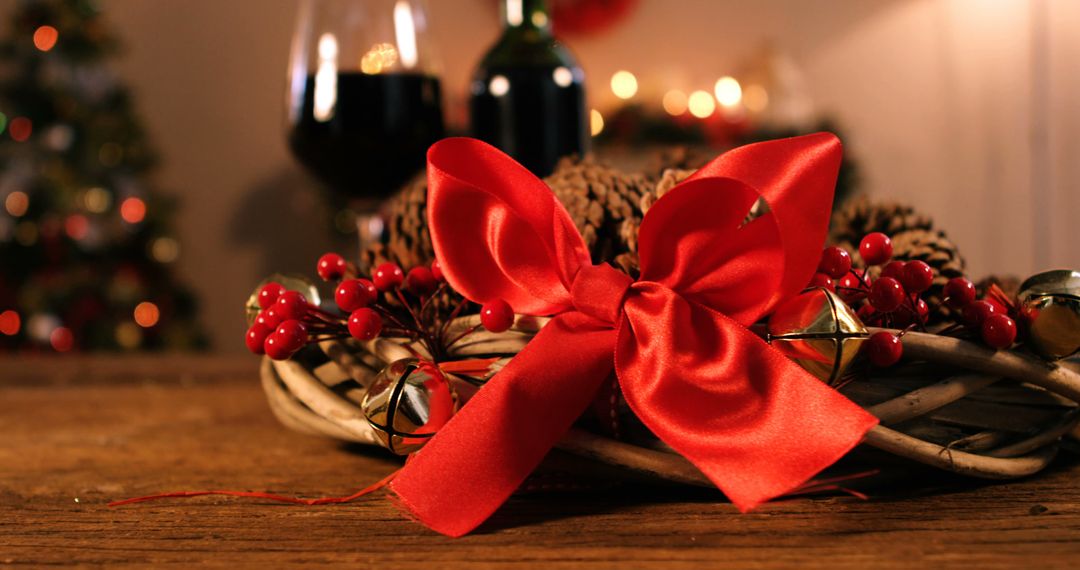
[3,355,1080,568]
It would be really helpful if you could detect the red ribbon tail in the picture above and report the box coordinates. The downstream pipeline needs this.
[389,312,616,537]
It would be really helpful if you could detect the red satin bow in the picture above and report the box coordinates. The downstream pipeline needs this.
[390,134,879,536]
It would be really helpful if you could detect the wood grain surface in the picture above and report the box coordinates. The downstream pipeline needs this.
[2,355,1079,568]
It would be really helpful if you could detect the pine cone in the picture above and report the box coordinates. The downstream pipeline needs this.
[830,196,934,247]
[545,155,655,269]
[890,229,967,320]
[360,173,432,271]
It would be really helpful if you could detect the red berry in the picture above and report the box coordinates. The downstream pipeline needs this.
[480,299,514,332]
[431,259,444,281]
[257,307,284,329]
[276,290,309,320]
[257,282,286,310]
[405,266,438,296]
[245,324,270,354]
[869,276,905,312]
[373,262,404,291]
[857,303,877,323]
[859,232,893,266]
[817,247,852,280]
[348,308,383,341]
[893,298,929,328]
[275,320,308,352]
[900,261,934,294]
[981,313,1017,349]
[943,277,976,308]
[807,272,835,292]
[837,269,869,302]
[335,279,374,312]
[962,300,997,330]
[263,332,295,360]
[880,261,905,281]
[865,331,903,367]
[316,253,348,281]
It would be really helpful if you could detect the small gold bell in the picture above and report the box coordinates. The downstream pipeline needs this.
[767,287,869,385]
[361,358,458,454]
[1018,270,1080,361]
[244,273,321,326]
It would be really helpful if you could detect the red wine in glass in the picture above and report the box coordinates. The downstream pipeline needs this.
[288,72,444,199]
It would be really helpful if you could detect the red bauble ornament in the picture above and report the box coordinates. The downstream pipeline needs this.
[348,308,383,341]
[276,320,309,352]
[866,331,903,367]
[336,279,374,312]
[859,232,893,266]
[981,313,1017,349]
[405,266,438,296]
[431,259,444,281]
[943,277,976,308]
[480,299,514,332]
[245,324,270,354]
[807,272,835,292]
[316,253,348,281]
[962,300,997,329]
[276,291,309,320]
[817,247,852,280]
[901,261,934,294]
[869,277,905,312]
[373,262,405,291]
[257,282,286,310]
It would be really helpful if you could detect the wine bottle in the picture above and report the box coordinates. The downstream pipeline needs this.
[469,0,588,177]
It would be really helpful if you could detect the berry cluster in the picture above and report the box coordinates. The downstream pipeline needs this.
[810,232,1017,368]
[245,253,516,362]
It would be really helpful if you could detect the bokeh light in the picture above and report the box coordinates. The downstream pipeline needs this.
[714,76,743,108]
[33,25,58,52]
[9,117,32,142]
[64,214,89,240]
[150,236,180,263]
[115,321,142,349]
[5,191,29,217]
[552,66,573,88]
[610,70,638,100]
[687,90,716,118]
[590,109,604,136]
[744,84,769,113]
[0,112,7,134]
[83,187,111,213]
[120,197,146,224]
[0,310,20,336]
[662,90,688,116]
[134,301,160,328]
[50,327,74,352]
[489,75,510,97]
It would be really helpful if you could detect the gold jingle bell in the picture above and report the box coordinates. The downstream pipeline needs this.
[361,358,458,455]
[767,287,869,385]
[1018,270,1080,361]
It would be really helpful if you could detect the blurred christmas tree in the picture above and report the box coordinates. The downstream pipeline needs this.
[0,0,206,352]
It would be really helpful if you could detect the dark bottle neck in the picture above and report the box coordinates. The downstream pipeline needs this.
[501,0,551,34]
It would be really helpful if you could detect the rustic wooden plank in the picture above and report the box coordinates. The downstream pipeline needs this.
[1,356,1079,568]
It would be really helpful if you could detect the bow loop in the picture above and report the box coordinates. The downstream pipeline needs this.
[570,264,633,326]
[426,138,591,316]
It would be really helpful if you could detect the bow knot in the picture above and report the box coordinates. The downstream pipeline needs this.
[570,263,633,325]
[391,134,879,537]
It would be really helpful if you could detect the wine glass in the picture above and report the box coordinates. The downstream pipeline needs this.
[286,0,444,246]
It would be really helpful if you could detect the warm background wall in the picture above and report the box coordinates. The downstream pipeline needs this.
[59,0,1078,351]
